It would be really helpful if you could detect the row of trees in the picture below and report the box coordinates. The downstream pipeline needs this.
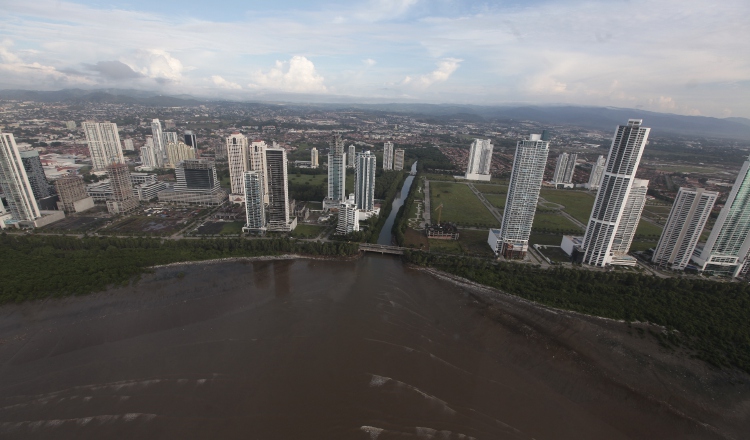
[0,234,359,304]
[402,251,750,373]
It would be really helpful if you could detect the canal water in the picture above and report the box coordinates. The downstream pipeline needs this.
[377,161,418,245]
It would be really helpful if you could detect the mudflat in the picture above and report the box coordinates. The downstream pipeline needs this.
[0,255,747,439]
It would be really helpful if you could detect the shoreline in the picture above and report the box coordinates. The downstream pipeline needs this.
[149,251,364,269]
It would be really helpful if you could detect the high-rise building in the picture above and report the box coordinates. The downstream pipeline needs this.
[158,159,226,206]
[325,134,346,210]
[166,141,196,168]
[19,149,50,200]
[140,144,157,169]
[348,145,355,168]
[609,179,649,263]
[393,148,405,171]
[184,131,197,150]
[310,147,319,168]
[551,153,577,185]
[82,121,125,171]
[581,119,650,267]
[588,155,606,190]
[653,187,717,270]
[383,141,394,170]
[355,151,376,211]
[495,133,549,258]
[0,133,40,222]
[55,175,94,213]
[243,171,266,233]
[337,194,359,235]
[692,157,750,276]
[123,139,135,151]
[150,119,165,167]
[105,162,138,214]
[248,140,268,204]
[465,139,493,181]
[265,148,296,231]
[226,132,248,199]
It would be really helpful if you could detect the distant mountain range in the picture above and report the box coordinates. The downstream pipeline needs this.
[1,88,749,140]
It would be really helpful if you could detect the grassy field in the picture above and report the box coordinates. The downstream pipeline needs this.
[532,213,583,232]
[483,194,506,210]
[289,174,327,187]
[403,227,429,249]
[290,223,325,238]
[306,201,323,210]
[474,184,508,194]
[458,229,495,256]
[539,189,595,224]
[630,240,658,252]
[428,239,462,254]
[429,182,499,227]
[635,219,663,238]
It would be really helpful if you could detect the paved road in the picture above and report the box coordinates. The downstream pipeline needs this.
[467,183,503,225]
[537,195,586,230]
[423,179,432,225]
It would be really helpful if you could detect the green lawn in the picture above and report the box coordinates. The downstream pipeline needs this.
[635,219,663,238]
[289,174,327,187]
[220,222,244,235]
[458,229,495,256]
[484,193,507,210]
[532,213,584,233]
[290,224,325,238]
[539,189,595,224]
[429,182,499,227]
[428,238,462,254]
[630,240,658,252]
[474,184,508,194]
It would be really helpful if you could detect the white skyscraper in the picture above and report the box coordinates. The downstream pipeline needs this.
[166,141,196,168]
[0,133,41,222]
[348,145,355,168]
[150,119,165,167]
[609,178,649,264]
[692,157,750,276]
[311,147,319,168]
[653,187,717,270]
[465,139,493,181]
[243,171,266,234]
[325,134,346,210]
[383,141,394,170]
[163,131,179,148]
[552,153,577,186]
[140,144,157,169]
[581,119,650,267]
[123,138,135,151]
[588,155,606,190]
[226,132,249,199]
[394,148,405,171]
[355,150,376,211]
[82,121,125,171]
[495,133,549,258]
[265,148,296,232]
[248,140,268,204]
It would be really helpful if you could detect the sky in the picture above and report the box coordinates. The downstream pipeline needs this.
[1,0,749,118]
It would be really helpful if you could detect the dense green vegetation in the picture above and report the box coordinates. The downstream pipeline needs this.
[403,252,750,373]
[0,235,359,303]
[404,147,455,173]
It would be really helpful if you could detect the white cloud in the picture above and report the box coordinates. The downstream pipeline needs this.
[363,58,377,67]
[249,56,327,93]
[353,0,421,22]
[123,49,184,82]
[0,39,95,87]
[211,75,242,90]
[403,58,461,88]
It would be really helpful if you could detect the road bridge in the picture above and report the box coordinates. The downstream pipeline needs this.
[359,243,406,255]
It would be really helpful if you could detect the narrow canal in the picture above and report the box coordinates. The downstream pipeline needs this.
[377,161,417,245]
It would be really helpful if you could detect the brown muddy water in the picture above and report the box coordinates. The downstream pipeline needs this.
[0,256,747,439]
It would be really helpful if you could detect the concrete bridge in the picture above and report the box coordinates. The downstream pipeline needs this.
[359,243,407,255]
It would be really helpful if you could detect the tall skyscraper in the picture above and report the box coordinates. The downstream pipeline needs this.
[552,153,577,185]
[348,145,355,168]
[383,141,394,170]
[265,148,296,231]
[123,138,135,151]
[465,139,493,181]
[653,187,717,270]
[226,132,248,198]
[310,147,319,168]
[105,163,138,214]
[184,130,197,149]
[692,157,750,276]
[248,140,268,204]
[166,141,196,168]
[243,171,266,233]
[0,133,40,222]
[325,134,346,210]
[495,133,549,258]
[393,148,405,171]
[588,155,606,190]
[82,121,125,171]
[19,149,50,200]
[150,119,165,167]
[55,175,94,214]
[581,119,650,267]
[355,151,376,211]
[163,131,179,148]
[609,178,649,262]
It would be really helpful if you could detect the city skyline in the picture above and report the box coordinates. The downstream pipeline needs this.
[1,1,748,118]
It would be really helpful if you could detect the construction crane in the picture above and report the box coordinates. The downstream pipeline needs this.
[435,203,444,225]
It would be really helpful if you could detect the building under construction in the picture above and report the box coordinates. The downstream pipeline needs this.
[105,163,139,214]
[54,175,94,213]
[426,222,459,240]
